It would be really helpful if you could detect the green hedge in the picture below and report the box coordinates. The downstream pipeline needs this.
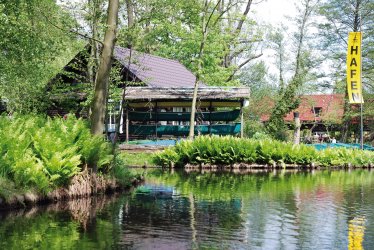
[153,136,373,167]
[0,115,113,193]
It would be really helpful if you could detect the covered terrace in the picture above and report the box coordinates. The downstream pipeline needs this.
[121,86,250,141]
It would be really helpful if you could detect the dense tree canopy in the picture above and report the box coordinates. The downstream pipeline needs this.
[1,0,373,142]
[115,0,264,86]
[0,0,81,113]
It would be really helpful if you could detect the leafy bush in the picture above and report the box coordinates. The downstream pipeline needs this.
[111,154,138,187]
[153,136,374,167]
[0,177,25,201]
[0,114,113,193]
[251,132,272,140]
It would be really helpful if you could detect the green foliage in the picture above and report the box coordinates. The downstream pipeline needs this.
[0,115,113,193]
[118,152,156,167]
[116,0,263,86]
[153,136,373,167]
[0,177,26,201]
[0,0,81,113]
[251,132,272,141]
[146,168,374,202]
[318,0,374,92]
[243,108,271,139]
[266,78,301,140]
[317,0,374,141]
[266,0,321,139]
[111,154,136,187]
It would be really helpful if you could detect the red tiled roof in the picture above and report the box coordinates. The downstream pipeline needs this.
[261,94,345,123]
[114,47,204,88]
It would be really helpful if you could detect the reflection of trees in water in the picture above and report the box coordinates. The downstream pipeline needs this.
[146,169,374,248]
[290,171,374,249]
[122,194,191,227]
[0,195,122,250]
[1,170,374,249]
[343,178,374,250]
[195,199,243,230]
[120,185,245,248]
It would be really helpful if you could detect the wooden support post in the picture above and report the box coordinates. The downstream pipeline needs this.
[240,101,244,138]
[125,106,129,143]
[293,112,301,145]
[155,101,158,139]
[209,101,212,135]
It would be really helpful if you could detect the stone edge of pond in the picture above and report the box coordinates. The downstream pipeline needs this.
[0,170,144,211]
[180,162,373,170]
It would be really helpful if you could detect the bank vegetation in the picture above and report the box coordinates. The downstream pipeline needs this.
[0,115,137,207]
[153,136,373,168]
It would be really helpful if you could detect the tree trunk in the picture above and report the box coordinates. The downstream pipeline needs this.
[125,0,135,49]
[222,0,253,70]
[188,46,204,140]
[234,0,252,35]
[87,0,101,117]
[90,0,119,136]
[279,46,285,92]
[125,0,134,28]
[188,0,222,139]
[293,112,301,144]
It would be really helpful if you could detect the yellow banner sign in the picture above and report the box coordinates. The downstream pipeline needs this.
[347,32,363,104]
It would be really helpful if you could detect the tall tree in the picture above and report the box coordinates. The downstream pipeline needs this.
[87,0,104,87]
[0,0,79,113]
[189,0,222,139]
[266,0,320,140]
[268,26,288,93]
[90,0,119,135]
[318,0,374,141]
[116,0,263,86]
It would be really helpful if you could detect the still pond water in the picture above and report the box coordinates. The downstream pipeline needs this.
[1,169,374,249]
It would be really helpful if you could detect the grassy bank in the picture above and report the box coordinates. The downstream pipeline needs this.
[119,152,155,167]
[153,136,374,168]
[0,115,136,204]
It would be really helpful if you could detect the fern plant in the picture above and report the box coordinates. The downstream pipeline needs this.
[152,136,373,168]
[0,114,114,193]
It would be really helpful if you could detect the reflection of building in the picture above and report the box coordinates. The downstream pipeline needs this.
[136,184,177,200]
[49,46,249,140]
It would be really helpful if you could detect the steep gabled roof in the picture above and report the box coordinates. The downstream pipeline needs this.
[114,47,202,88]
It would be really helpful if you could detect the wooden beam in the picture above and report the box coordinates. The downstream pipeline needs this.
[125,87,250,100]
[128,101,242,108]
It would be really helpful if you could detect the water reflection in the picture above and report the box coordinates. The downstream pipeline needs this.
[1,170,374,249]
[0,195,122,249]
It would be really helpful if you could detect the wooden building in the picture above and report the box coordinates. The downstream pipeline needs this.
[261,94,345,132]
[121,86,249,140]
[49,45,250,140]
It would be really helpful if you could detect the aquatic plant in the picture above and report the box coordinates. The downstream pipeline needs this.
[153,136,373,167]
